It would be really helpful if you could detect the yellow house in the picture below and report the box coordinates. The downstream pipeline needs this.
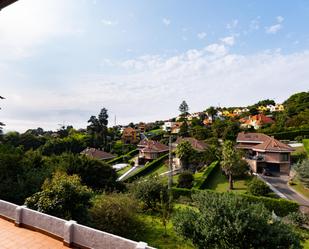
[275,104,284,112]
[257,106,268,112]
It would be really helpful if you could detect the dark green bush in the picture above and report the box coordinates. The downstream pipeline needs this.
[247,178,271,196]
[195,161,219,189]
[89,193,143,240]
[107,149,138,165]
[177,171,194,189]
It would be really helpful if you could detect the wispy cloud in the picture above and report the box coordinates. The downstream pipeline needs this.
[162,18,171,26]
[197,32,207,40]
[265,16,284,34]
[220,36,235,46]
[226,19,238,30]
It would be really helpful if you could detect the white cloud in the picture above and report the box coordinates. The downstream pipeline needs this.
[266,24,282,34]
[101,19,118,26]
[205,44,228,56]
[197,32,207,40]
[250,18,260,30]
[266,16,284,34]
[226,19,238,30]
[162,18,171,26]
[220,36,235,46]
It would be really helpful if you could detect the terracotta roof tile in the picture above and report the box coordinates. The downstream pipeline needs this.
[81,148,116,160]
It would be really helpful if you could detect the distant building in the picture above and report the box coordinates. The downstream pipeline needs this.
[138,122,146,133]
[80,148,116,161]
[240,114,274,130]
[121,127,138,144]
[137,140,169,164]
[236,132,294,175]
[171,122,183,134]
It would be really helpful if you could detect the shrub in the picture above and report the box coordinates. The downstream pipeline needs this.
[247,178,271,196]
[173,191,301,249]
[25,172,93,224]
[130,176,167,210]
[283,212,309,228]
[177,171,194,189]
[294,158,309,188]
[89,193,143,240]
[195,161,218,189]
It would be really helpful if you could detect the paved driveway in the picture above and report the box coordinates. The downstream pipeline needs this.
[260,175,309,207]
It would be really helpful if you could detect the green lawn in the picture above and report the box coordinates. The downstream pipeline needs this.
[303,139,309,156]
[137,212,195,249]
[203,166,252,193]
[147,163,169,177]
[290,178,309,199]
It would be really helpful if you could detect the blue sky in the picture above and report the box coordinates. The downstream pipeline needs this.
[0,0,309,131]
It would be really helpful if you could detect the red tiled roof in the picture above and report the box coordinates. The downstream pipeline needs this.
[175,137,208,151]
[140,140,169,153]
[252,137,294,153]
[80,148,116,160]
[236,132,270,143]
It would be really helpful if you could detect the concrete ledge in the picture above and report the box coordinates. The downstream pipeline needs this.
[0,199,155,249]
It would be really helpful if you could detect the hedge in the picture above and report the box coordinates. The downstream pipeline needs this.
[268,129,309,140]
[124,153,168,182]
[107,149,138,165]
[172,188,298,217]
[194,161,219,190]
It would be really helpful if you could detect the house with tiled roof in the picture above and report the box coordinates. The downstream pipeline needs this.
[121,127,138,144]
[80,148,116,161]
[236,132,294,175]
[240,114,274,130]
[138,140,169,164]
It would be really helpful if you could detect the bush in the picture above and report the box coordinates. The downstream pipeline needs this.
[294,158,309,188]
[268,129,309,140]
[130,176,167,210]
[177,171,194,189]
[107,149,138,165]
[283,212,309,228]
[247,178,271,196]
[25,172,93,224]
[195,161,218,189]
[89,193,143,240]
[125,154,168,182]
[173,191,301,249]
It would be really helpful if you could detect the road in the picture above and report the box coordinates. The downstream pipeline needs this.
[260,175,309,206]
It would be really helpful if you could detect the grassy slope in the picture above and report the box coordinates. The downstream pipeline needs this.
[116,165,131,177]
[137,212,195,249]
[303,139,309,155]
[291,178,309,199]
[203,166,252,193]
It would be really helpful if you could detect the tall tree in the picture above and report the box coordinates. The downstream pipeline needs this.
[179,100,189,116]
[221,140,247,190]
[175,141,195,170]
[205,106,217,120]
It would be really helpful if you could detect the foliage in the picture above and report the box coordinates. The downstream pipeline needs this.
[0,145,52,204]
[195,161,219,189]
[268,128,309,140]
[294,158,309,188]
[205,106,217,120]
[283,212,309,228]
[171,188,299,217]
[304,139,309,155]
[25,172,93,224]
[56,153,122,191]
[89,193,143,240]
[177,171,194,189]
[125,153,168,182]
[107,148,138,165]
[175,141,195,170]
[284,91,309,116]
[173,191,301,249]
[247,177,271,196]
[254,99,276,107]
[179,100,189,116]
[130,176,168,210]
[221,140,248,190]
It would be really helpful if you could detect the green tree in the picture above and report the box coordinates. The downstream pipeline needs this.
[0,96,4,135]
[179,100,189,116]
[205,106,217,120]
[130,176,167,211]
[173,192,301,249]
[221,140,248,190]
[175,141,195,170]
[25,172,93,224]
[295,158,309,188]
[89,193,143,240]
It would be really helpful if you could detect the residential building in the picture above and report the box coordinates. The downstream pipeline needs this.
[240,114,274,130]
[236,132,294,175]
[80,148,116,161]
[138,122,146,133]
[121,127,138,144]
[171,122,183,134]
[137,140,169,164]
[161,121,173,132]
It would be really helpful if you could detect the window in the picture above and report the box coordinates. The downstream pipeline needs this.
[280,153,289,161]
